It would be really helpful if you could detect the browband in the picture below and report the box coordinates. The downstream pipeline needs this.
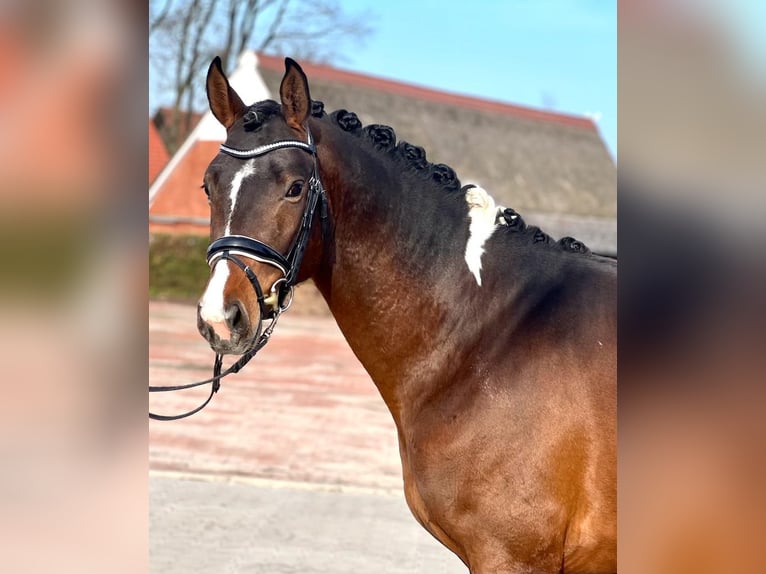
[218,128,316,159]
[219,140,314,159]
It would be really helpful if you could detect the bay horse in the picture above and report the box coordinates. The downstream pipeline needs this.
[197,57,616,573]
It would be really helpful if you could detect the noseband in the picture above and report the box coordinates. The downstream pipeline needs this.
[149,126,328,421]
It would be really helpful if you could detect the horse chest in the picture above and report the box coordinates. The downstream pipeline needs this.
[400,454,467,561]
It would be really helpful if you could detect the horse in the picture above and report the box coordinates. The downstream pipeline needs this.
[196,56,617,574]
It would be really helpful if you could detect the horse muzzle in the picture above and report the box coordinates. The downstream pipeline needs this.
[198,236,295,355]
[197,298,259,355]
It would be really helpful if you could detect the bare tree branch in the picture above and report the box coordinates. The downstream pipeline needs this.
[220,0,242,73]
[149,0,175,34]
[150,0,375,150]
[257,0,290,52]
[235,0,262,63]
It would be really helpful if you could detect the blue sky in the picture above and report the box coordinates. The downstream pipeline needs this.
[331,0,616,158]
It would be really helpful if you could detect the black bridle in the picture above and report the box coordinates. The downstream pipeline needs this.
[149,126,328,421]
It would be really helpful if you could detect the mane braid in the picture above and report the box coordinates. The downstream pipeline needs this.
[327,107,464,192]
[243,100,281,131]
[310,100,325,118]
[499,208,591,255]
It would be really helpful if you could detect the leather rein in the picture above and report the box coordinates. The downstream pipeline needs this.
[149,126,328,421]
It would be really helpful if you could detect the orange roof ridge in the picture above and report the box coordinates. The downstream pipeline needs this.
[257,53,596,131]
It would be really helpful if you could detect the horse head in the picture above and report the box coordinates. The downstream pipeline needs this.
[197,57,325,355]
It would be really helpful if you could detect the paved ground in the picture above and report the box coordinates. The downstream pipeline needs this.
[149,301,465,573]
[150,472,465,574]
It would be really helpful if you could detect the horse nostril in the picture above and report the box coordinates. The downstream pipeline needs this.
[224,301,246,332]
[197,314,216,343]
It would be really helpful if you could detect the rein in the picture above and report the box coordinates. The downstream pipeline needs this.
[149,126,327,421]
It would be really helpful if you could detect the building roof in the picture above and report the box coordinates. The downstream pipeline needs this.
[152,108,204,154]
[150,51,615,253]
[148,119,170,185]
[257,54,597,131]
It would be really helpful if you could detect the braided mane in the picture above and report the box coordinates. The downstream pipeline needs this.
[496,206,591,254]
[240,99,592,256]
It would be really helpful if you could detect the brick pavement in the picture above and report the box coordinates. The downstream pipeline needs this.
[149,300,403,489]
[149,301,464,572]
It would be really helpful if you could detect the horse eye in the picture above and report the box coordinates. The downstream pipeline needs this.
[286,181,304,198]
[200,183,209,197]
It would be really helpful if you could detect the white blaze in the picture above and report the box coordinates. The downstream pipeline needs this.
[199,160,256,325]
[464,185,498,286]
[198,260,231,324]
[225,159,256,235]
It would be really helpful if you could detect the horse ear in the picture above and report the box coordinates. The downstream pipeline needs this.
[280,58,311,130]
[206,56,246,129]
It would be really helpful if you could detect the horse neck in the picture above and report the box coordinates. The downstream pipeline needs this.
[310,121,478,419]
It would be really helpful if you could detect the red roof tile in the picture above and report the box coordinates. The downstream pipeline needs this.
[149,120,170,185]
[149,140,217,235]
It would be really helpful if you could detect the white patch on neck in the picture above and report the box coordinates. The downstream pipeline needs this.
[225,159,256,235]
[198,259,230,323]
[464,185,498,286]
